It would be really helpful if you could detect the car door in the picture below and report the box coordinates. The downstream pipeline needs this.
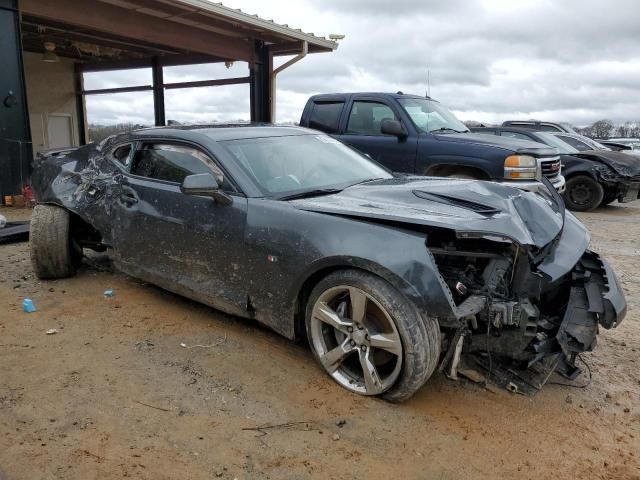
[111,140,249,315]
[334,98,417,173]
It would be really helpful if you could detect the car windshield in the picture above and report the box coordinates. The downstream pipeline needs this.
[397,98,469,134]
[536,132,580,154]
[220,134,392,197]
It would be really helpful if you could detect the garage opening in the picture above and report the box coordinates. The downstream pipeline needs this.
[0,0,339,199]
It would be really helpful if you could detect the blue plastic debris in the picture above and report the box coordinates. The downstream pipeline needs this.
[103,290,114,297]
[23,298,37,313]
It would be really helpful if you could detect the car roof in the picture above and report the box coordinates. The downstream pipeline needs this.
[131,123,318,141]
[308,92,436,102]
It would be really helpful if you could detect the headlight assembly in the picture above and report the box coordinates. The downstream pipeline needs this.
[504,155,538,180]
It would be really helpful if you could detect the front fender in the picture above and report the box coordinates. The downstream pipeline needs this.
[245,200,459,339]
[419,157,496,179]
[290,251,457,326]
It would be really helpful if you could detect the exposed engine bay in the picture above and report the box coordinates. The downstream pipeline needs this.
[428,231,625,394]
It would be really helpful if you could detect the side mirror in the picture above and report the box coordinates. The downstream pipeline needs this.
[180,173,232,206]
[380,119,407,137]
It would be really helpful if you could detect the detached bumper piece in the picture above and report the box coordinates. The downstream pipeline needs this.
[0,221,30,244]
[460,251,626,395]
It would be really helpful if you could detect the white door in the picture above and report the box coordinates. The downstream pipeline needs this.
[47,114,74,149]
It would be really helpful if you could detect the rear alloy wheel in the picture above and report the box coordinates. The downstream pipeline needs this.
[563,175,604,212]
[306,270,440,401]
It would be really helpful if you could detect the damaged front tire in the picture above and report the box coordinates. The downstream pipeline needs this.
[30,205,82,279]
[306,269,440,402]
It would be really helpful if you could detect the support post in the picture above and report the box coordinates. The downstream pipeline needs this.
[74,63,87,145]
[152,56,165,127]
[250,40,272,123]
[0,0,31,197]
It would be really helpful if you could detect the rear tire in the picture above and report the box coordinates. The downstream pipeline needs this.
[563,175,604,212]
[305,269,440,402]
[30,205,81,279]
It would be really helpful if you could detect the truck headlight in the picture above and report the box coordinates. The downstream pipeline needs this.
[504,155,538,180]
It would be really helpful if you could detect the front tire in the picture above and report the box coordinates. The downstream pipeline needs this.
[30,205,81,279]
[305,269,440,402]
[563,175,604,211]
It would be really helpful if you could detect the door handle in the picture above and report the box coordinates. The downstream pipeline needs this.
[119,192,138,206]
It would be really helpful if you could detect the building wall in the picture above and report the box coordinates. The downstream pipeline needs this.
[23,52,80,154]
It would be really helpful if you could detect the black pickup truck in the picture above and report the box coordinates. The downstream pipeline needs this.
[300,92,566,193]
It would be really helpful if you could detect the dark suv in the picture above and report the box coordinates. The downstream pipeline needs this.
[300,93,565,193]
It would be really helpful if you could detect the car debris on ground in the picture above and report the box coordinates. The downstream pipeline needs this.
[22,298,36,313]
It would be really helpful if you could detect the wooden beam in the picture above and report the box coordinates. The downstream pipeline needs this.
[20,0,253,62]
[163,76,250,90]
[82,85,153,95]
[78,54,229,73]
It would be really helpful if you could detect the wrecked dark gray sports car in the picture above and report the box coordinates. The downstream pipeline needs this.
[30,125,627,401]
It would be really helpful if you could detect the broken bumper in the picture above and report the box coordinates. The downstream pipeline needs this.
[617,180,640,203]
[461,250,626,394]
[556,251,626,362]
[598,167,640,203]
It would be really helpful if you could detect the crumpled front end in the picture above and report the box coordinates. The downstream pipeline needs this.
[595,165,640,203]
[430,215,627,394]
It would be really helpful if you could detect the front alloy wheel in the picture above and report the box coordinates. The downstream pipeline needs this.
[310,286,403,395]
[306,269,441,402]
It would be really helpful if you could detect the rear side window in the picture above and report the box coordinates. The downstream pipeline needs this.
[130,143,225,186]
[112,144,132,167]
[308,102,344,133]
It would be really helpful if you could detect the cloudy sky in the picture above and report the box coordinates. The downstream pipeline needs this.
[84,0,640,127]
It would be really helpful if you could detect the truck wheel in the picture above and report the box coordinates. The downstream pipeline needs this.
[306,269,440,402]
[448,173,476,179]
[563,175,604,212]
[30,205,82,279]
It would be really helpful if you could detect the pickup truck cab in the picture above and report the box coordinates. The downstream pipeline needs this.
[300,92,565,193]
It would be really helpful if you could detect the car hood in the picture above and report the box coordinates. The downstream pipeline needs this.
[433,132,559,157]
[574,150,640,176]
[291,177,564,248]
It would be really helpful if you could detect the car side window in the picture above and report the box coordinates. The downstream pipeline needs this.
[130,143,229,189]
[346,101,397,135]
[112,144,133,167]
[308,102,344,133]
[556,135,588,151]
[501,131,532,141]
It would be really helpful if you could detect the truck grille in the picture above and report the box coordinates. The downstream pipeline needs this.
[540,157,561,179]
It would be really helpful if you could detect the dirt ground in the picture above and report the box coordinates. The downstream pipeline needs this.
[0,204,638,480]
